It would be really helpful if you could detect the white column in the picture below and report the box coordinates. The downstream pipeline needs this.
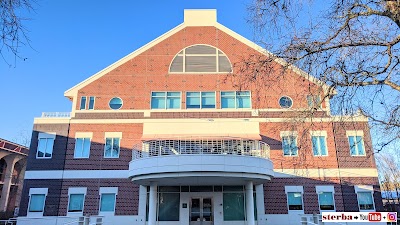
[256,184,266,225]
[0,156,17,212]
[138,185,147,225]
[148,183,157,225]
[246,181,255,225]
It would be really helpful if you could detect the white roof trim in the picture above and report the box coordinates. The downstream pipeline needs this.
[64,23,186,97]
[65,18,335,97]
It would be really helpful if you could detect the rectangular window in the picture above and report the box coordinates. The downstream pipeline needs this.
[88,96,95,110]
[158,193,180,221]
[100,193,116,212]
[318,192,335,210]
[37,137,55,158]
[223,193,245,221]
[151,92,181,109]
[307,94,321,108]
[312,136,328,156]
[282,136,298,156]
[68,194,85,212]
[221,91,251,109]
[80,96,87,110]
[104,138,120,158]
[186,92,216,109]
[287,192,303,210]
[348,136,366,156]
[357,192,374,210]
[74,138,91,158]
[29,194,46,212]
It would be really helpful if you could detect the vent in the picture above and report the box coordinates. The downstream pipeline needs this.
[169,45,232,73]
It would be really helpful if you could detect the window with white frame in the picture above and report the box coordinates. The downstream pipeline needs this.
[99,187,118,214]
[88,96,95,110]
[186,92,216,109]
[104,132,122,158]
[285,186,304,211]
[67,187,87,214]
[221,91,251,109]
[316,186,335,211]
[28,188,48,216]
[151,92,181,109]
[355,185,375,211]
[74,132,92,158]
[281,131,298,156]
[80,96,95,110]
[311,131,328,156]
[80,96,86,110]
[307,94,321,108]
[169,45,232,73]
[36,133,56,159]
[346,131,366,156]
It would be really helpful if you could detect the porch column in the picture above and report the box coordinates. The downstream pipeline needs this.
[148,183,157,225]
[138,185,147,225]
[0,156,18,212]
[255,184,266,224]
[245,181,255,225]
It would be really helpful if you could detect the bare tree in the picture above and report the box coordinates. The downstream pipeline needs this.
[376,153,400,211]
[0,0,34,66]
[245,0,400,151]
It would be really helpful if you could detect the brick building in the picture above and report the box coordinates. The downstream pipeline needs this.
[17,10,382,225]
[0,138,28,219]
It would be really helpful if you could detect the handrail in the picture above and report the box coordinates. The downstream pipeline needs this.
[132,138,270,160]
[41,112,71,118]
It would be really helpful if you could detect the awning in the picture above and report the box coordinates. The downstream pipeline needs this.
[142,121,261,141]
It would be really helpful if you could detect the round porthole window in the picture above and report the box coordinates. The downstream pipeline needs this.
[109,97,123,110]
[279,96,293,108]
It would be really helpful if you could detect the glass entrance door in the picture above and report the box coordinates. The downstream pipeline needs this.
[190,197,213,225]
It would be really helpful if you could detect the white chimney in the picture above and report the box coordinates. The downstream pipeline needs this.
[184,9,217,26]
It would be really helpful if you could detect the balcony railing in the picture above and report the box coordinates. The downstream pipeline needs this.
[132,138,270,160]
[41,112,71,118]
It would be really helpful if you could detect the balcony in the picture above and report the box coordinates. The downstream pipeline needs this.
[128,138,274,186]
[41,112,71,118]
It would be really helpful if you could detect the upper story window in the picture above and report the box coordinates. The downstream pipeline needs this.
[104,132,122,158]
[169,45,232,73]
[279,96,293,108]
[80,96,95,110]
[74,132,92,158]
[36,133,56,159]
[186,92,216,109]
[151,92,181,109]
[311,131,328,156]
[109,97,123,110]
[307,94,321,108]
[346,131,366,156]
[221,91,251,109]
[281,131,298,156]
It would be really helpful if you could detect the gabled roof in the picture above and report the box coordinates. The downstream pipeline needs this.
[64,9,335,98]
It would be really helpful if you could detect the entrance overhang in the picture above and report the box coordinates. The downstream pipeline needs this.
[129,154,274,186]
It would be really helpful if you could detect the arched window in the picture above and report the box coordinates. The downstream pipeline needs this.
[169,45,232,73]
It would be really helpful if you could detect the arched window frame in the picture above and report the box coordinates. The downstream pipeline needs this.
[169,44,233,74]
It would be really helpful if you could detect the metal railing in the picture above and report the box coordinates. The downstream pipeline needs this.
[132,138,270,160]
[41,112,71,118]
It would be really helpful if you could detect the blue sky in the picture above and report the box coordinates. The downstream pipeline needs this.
[0,1,252,145]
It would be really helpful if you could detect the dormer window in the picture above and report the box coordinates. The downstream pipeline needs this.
[169,45,232,73]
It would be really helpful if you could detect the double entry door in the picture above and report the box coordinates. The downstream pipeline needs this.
[190,197,213,225]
